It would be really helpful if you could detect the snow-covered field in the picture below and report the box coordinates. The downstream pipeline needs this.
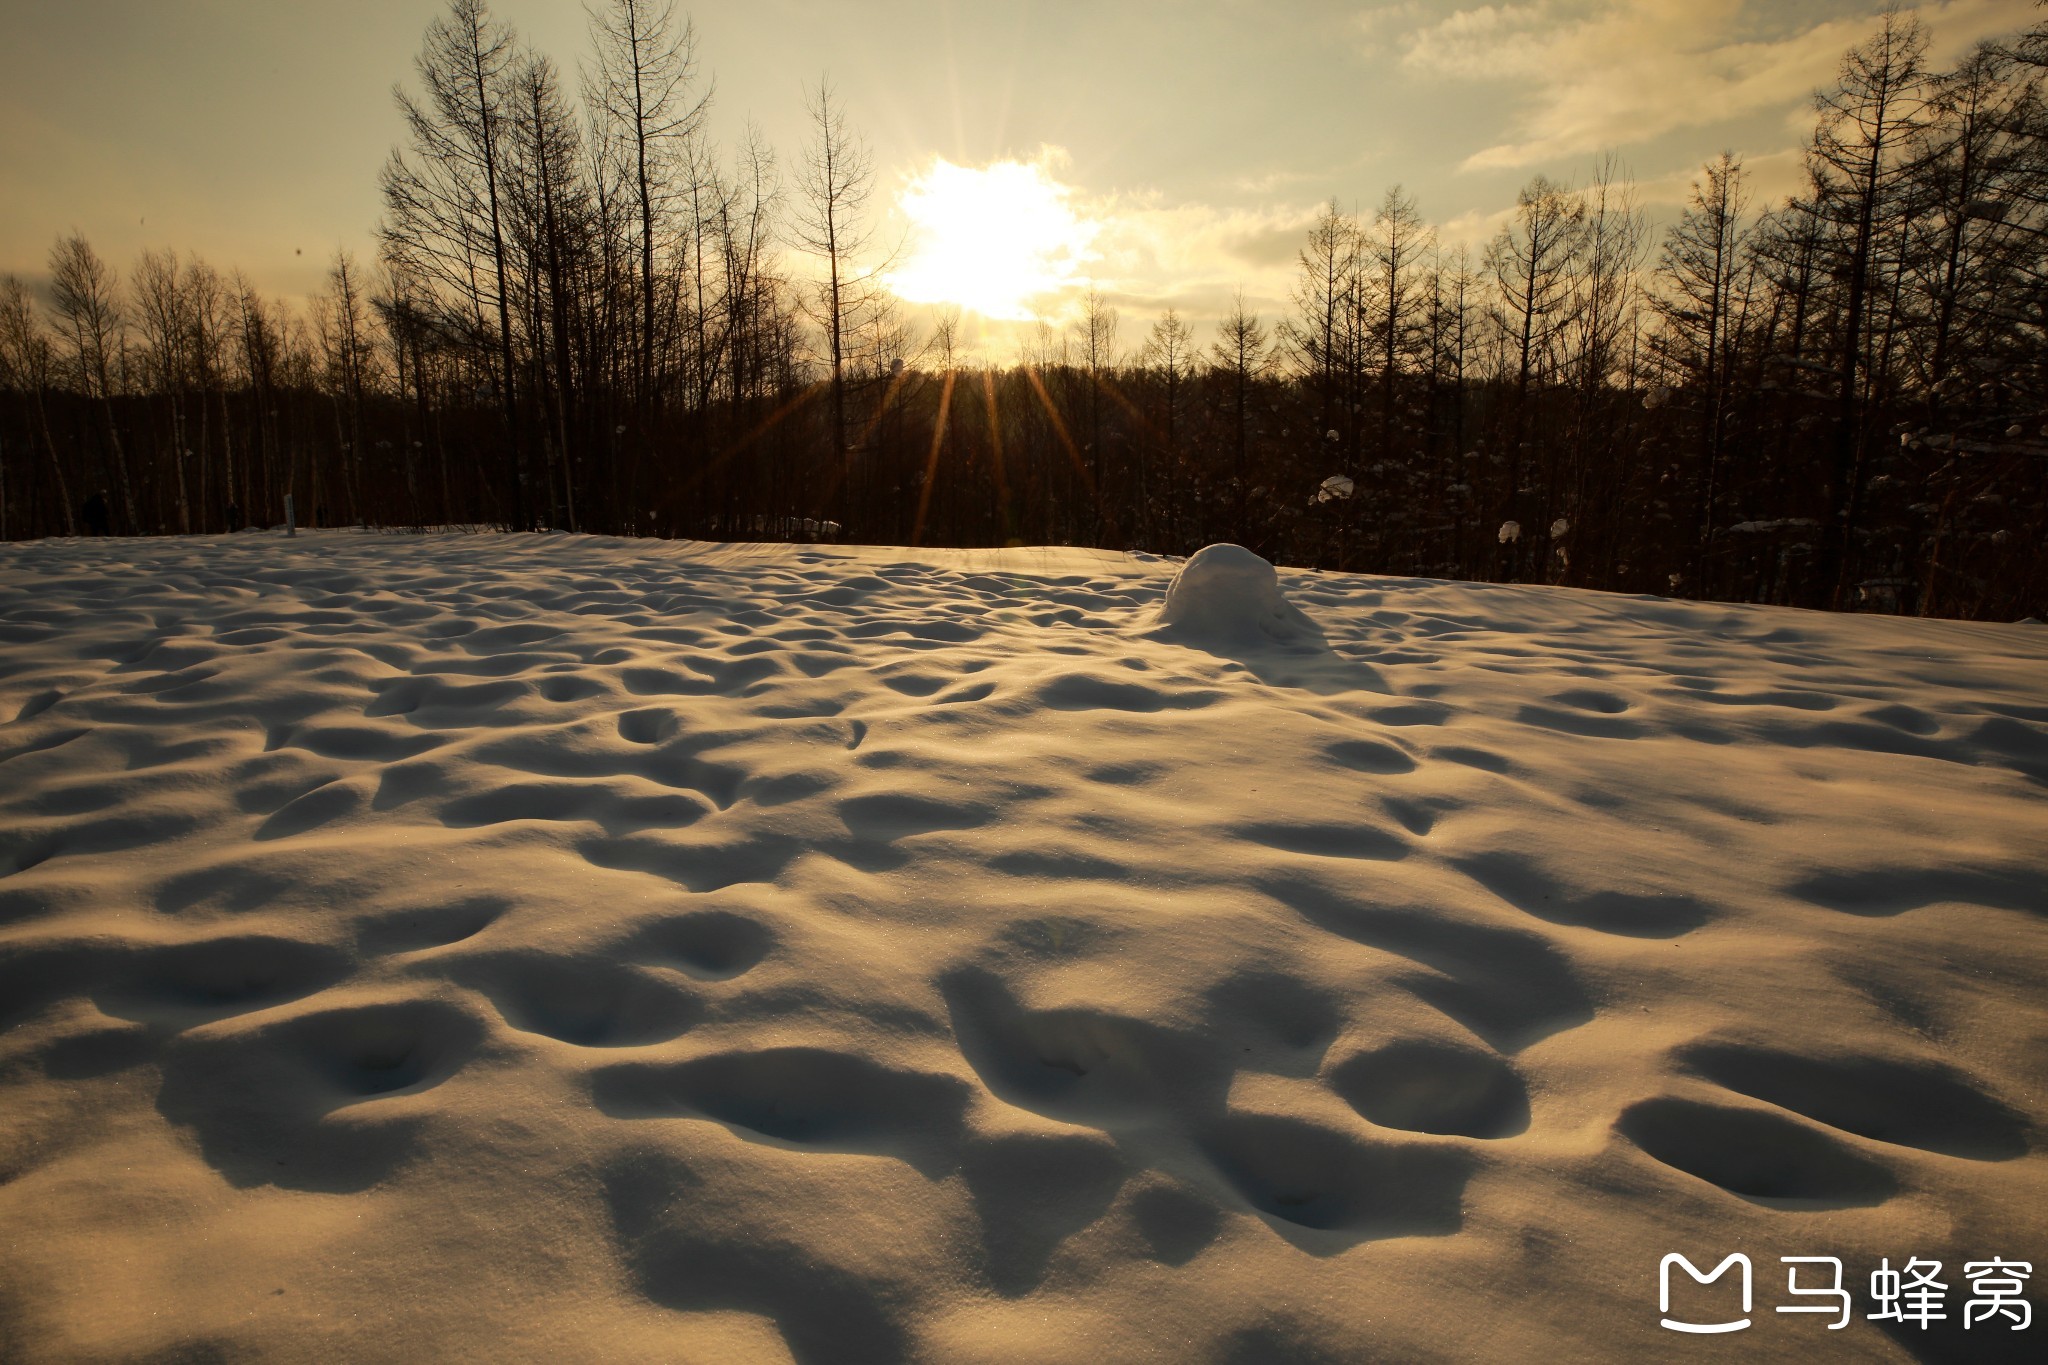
[0,531,2043,1363]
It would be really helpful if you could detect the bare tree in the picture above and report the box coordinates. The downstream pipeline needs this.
[1905,43,2039,420]
[184,257,231,532]
[929,305,962,373]
[1556,157,1646,577]
[1421,242,1478,566]
[506,49,593,529]
[1139,306,1195,541]
[1484,175,1584,567]
[585,0,709,421]
[49,232,137,531]
[1212,289,1272,545]
[1569,158,1646,397]
[0,276,77,534]
[315,250,378,525]
[134,247,194,531]
[1806,9,1931,604]
[231,269,286,525]
[370,257,431,526]
[1363,186,1430,461]
[717,123,781,418]
[1651,152,1753,588]
[794,76,878,487]
[1077,287,1120,534]
[382,0,526,524]
[0,276,74,532]
[1895,40,2045,612]
[1286,200,1362,454]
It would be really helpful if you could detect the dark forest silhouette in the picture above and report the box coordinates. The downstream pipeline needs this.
[2,1,2044,620]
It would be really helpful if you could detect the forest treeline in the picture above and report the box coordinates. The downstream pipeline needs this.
[1,1,2044,620]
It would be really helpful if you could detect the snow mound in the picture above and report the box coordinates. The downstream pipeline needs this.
[1154,543,1318,647]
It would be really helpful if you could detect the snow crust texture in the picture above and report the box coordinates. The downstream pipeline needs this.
[0,531,2044,1363]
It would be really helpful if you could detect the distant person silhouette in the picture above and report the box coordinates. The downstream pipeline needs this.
[81,490,110,536]
[226,500,243,532]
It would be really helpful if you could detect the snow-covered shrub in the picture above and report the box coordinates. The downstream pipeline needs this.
[1154,544,1318,648]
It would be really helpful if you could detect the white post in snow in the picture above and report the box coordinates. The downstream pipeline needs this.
[285,494,296,538]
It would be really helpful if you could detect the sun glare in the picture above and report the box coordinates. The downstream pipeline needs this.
[888,157,1099,321]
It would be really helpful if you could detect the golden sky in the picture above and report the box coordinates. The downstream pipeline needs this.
[0,0,2035,353]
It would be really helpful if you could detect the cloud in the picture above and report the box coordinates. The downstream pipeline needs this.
[1353,0,1434,58]
[1394,0,2034,171]
[1229,165,1338,196]
[1438,203,1522,251]
[1086,194,1322,315]
[1632,146,1808,208]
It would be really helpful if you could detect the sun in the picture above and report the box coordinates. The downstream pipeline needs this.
[887,156,1099,321]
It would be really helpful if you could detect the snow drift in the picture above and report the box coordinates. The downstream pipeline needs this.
[0,530,2043,1363]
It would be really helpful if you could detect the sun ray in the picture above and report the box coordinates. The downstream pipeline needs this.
[849,363,917,457]
[790,364,920,534]
[980,368,1013,543]
[686,385,821,505]
[911,370,956,547]
[1021,364,1119,542]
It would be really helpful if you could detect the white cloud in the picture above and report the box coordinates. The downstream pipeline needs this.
[1438,203,1522,250]
[1095,195,1318,277]
[1353,0,1435,58]
[1395,0,2036,171]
